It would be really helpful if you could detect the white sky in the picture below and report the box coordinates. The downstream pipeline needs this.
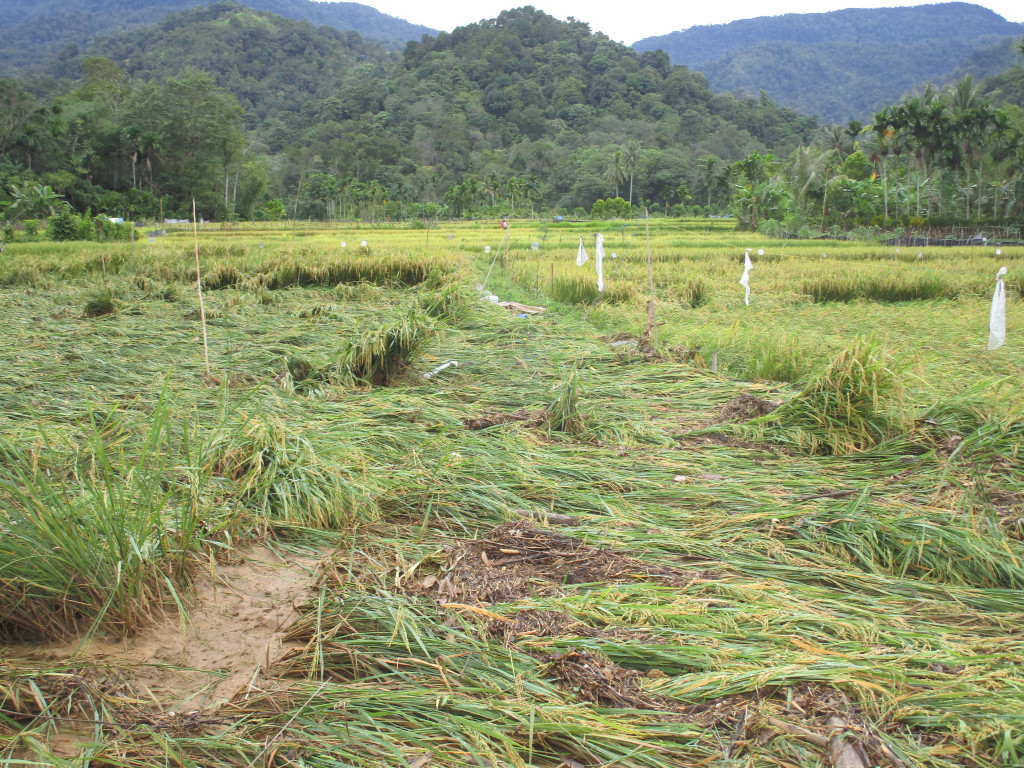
[340,0,1024,45]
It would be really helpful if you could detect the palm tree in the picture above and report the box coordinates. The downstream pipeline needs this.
[845,120,863,153]
[870,107,897,220]
[823,124,849,161]
[950,74,983,219]
[605,150,625,198]
[482,172,501,208]
[624,140,643,207]
[921,95,951,217]
[989,109,1023,221]
[698,156,721,207]
[505,176,524,214]
[523,174,542,217]
[790,145,830,211]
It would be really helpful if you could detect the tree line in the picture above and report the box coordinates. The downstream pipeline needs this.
[1,3,1022,237]
[731,62,1024,234]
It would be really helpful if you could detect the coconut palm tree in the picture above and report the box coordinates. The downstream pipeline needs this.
[698,155,721,208]
[789,145,830,212]
[624,140,643,207]
[870,107,897,220]
[605,150,625,198]
[823,124,849,161]
[950,74,983,219]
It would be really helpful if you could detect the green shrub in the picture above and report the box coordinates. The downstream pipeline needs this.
[48,211,95,242]
[48,211,84,241]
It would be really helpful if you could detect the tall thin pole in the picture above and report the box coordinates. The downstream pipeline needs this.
[645,207,657,351]
[193,200,211,378]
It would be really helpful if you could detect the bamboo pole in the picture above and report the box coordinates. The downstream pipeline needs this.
[644,207,657,351]
[192,199,211,379]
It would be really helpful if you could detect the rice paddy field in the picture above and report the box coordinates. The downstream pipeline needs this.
[0,218,1022,768]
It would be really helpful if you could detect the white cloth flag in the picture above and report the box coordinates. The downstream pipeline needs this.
[989,266,1008,350]
[595,233,605,292]
[739,250,753,305]
[576,235,588,266]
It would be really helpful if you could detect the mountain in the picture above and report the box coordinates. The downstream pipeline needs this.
[77,1,394,125]
[0,4,820,220]
[633,2,1024,122]
[979,61,1024,107]
[0,0,436,76]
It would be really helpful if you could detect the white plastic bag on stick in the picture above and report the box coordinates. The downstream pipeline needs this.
[576,235,588,266]
[595,233,605,292]
[989,266,1008,350]
[739,249,753,305]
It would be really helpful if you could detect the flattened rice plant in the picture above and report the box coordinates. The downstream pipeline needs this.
[739,338,905,454]
[207,411,372,529]
[336,311,431,386]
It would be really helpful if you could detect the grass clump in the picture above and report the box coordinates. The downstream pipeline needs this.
[0,400,216,641]
[550,274,635,305]
[546,366,587,435]
[264,251,452,289]
[207,412,368,529]
[674,277,710,308]
[83,288,117,317]
[337,311,431,386]
[741,338,904,454]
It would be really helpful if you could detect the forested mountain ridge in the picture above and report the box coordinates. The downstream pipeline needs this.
[80,2,395,127]
[633,2,1024,122]
[0,3,820,222]
[2,3,1023,233]
[0,0,435,76]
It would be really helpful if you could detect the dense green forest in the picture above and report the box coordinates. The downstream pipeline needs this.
[1,1,1023,234]
[732,61,1024,234]
[0,0,434,76]
[635,3,1024,122]
[0,3,818,225]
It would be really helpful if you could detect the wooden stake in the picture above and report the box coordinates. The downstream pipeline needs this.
[827,717,869,768]
[193,200,211,379]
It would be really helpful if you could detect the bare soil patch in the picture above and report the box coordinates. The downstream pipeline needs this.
[462,408,547,430]
[717,393,783,423]
[7,547,319,715]
[417,522,711,604]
